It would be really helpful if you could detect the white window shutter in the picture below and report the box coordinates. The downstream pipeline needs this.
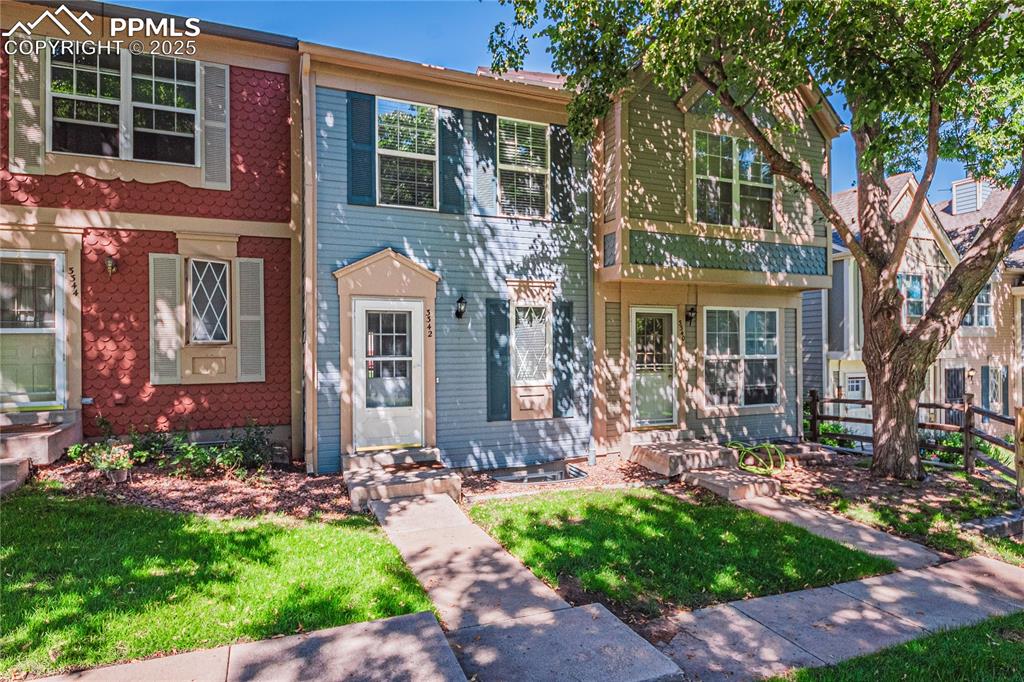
[8,32,46,174]
[235,258,265,382]
[201,62,231,190]
[149,254,183,385]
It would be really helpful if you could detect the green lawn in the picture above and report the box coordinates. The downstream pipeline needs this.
[0,485,433,678]
[469,488,894,616]
[773,612,1024,682]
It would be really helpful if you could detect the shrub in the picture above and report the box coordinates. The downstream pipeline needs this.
[818,421,856,448]
[226,420,272,470]
[163,436,218,477]
[90,443,134,472]
[127,427,170,464]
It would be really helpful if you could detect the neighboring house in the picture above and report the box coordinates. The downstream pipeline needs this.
[803,174,1022,436]
[1,1,303,463]
[301,45,591,474]
[592,75,842,457]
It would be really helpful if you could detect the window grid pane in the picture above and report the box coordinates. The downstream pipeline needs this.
[190,260,229,342]
[513,306,549,384]
[0,260,55,329]
[130,53,197,164]
[705,308,778,407]
[498,170,547,217]
[379,156,436,209]
[498,119,548,169]
[377,100,437,156]
[50,43,120,157]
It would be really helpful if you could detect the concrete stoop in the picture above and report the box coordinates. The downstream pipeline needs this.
[961,508,1024,539]
[629,440,739,476]
[0,456,31,498]
[344,447,442,471]
[345,465,461,512]
[0,415,82,465]
[681,469,781,501]
[777,442,836,467]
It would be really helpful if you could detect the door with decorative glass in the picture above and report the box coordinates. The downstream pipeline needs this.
[630,308,677,427]
[352,299,424,449]
[1,251,65,408]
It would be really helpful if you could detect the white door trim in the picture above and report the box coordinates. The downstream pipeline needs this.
[352,297,425,450]
[629,305,678,428]
[0,249,66,409]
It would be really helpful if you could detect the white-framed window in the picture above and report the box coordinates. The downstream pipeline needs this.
[497,117,549,218]
[694,131,774,230]
[846,376,866,399]
[897,273,925,326]
[988,366,1003,415]
[376,97,438,210]
[47,45,199,166]
[510,304,552,386]
[188,258,230,344]
[704,307,779,407]
[962,283,993,327]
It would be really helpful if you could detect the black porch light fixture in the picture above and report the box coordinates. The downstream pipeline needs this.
[685,305,697,325]
[455,296,468,319]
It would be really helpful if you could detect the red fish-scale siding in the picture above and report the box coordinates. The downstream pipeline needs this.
[1,45,291,223]
[80,229,292,436]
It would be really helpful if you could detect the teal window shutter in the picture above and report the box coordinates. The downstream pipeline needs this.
[981,365,990,423]
[553,300,575,418]
[550,125,575,223]
[1002,366,1010,416]
[439,107,465,214]
[486,298,511,421]
[472,112,497,216]
[347,92,376,206]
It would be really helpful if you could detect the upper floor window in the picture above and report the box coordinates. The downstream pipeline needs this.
[497,118,549,218]
[704,307,779,407]
[48,45,199,166]
[897,273,925,326]
[376,98,438,210]
[962,283,993,327]
[188,259,230,344]
[694,131,774,230]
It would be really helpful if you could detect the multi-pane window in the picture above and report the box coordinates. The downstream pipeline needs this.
[49,45,121,157]
[365,311,413,408]
[511,306,551,385]
[897,273,925,326]
[377,98,437,209]
[704,308,779,407]
[962,283,993,327]
[131,54,197,165]
[694,131,774,230]
[189,259,229,343]
[497,118,549,218]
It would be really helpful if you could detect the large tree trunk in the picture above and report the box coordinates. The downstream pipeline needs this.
[865,349,928,480]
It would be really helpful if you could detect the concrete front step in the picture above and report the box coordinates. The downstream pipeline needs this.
[345,467,461,512]
[345,447,441,471]
[961,508,1024,539]
[0,418,81,465]
[0,409,79,429]
[629,440,739,476]
[681,470,781,501]
[0,457,31,498]
[776,442,836,467]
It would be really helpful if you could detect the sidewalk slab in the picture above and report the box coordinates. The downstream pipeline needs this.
[387,523,506,572]
[832,569,1023,631]
[925,556,1024,605]
[450,604,683,681]
[39,647,229,682]
[660,604,824,682]
[226,611,466,682]
[732,586,925,664]
[370,494,472,533]
[736,496,942,569]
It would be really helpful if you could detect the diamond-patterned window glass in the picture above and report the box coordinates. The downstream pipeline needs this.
[513,306,550,385]
[189,259,229,343]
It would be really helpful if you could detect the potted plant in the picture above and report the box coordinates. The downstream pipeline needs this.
[92,442,135,483]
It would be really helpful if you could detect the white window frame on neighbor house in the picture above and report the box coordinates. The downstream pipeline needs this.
[897,273,925,327]
[703,307,780,408]
[46,45,201,167]
[962,282,994,328]
[693,130,775,230]
[187,257,231,345]
[374,96,439,211]
[496,116,550,219]
[509,302,553,388]
[988,364,1004,416]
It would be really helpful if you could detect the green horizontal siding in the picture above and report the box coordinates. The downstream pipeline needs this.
[628,230,827,275]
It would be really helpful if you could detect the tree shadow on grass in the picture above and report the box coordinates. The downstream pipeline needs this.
[471,488,894,620]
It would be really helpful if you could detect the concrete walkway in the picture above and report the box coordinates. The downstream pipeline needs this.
[40,612,467,682]
[660,556,1024,681]
[736,496,942,569]
[371,494,684,681]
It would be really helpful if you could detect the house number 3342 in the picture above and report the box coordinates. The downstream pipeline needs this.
[425,308,433,338]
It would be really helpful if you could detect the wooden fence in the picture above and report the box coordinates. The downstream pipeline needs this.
[807,390,1024,502]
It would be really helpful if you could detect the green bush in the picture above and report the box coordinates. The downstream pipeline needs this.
[818,421,856,448]
[227,420,272,469]
[163,436,218,477]
[127,427,170,464]
[920,430,1014,469]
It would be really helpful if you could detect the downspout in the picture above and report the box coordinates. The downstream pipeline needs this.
[586,148,597,466]
[300,51,318,475]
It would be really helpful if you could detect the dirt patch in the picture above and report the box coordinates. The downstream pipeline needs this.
[37,460,352,519]
[461,458,666,498]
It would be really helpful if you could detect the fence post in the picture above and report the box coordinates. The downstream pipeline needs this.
[809,390,820,443]
[1015,407,1023,504]
[963,393,975,475]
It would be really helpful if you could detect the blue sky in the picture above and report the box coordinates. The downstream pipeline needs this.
[120,0,967,202]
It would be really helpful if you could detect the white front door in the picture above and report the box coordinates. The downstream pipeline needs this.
[353,299,424,450]
[630,307,677,427]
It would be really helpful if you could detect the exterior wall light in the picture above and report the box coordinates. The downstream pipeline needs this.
[455,296,467,319]
[685,305,697,325]
[104,256,118,278]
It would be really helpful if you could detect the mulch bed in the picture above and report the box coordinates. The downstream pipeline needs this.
[460,458,667,499]
[37,460,353,520]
